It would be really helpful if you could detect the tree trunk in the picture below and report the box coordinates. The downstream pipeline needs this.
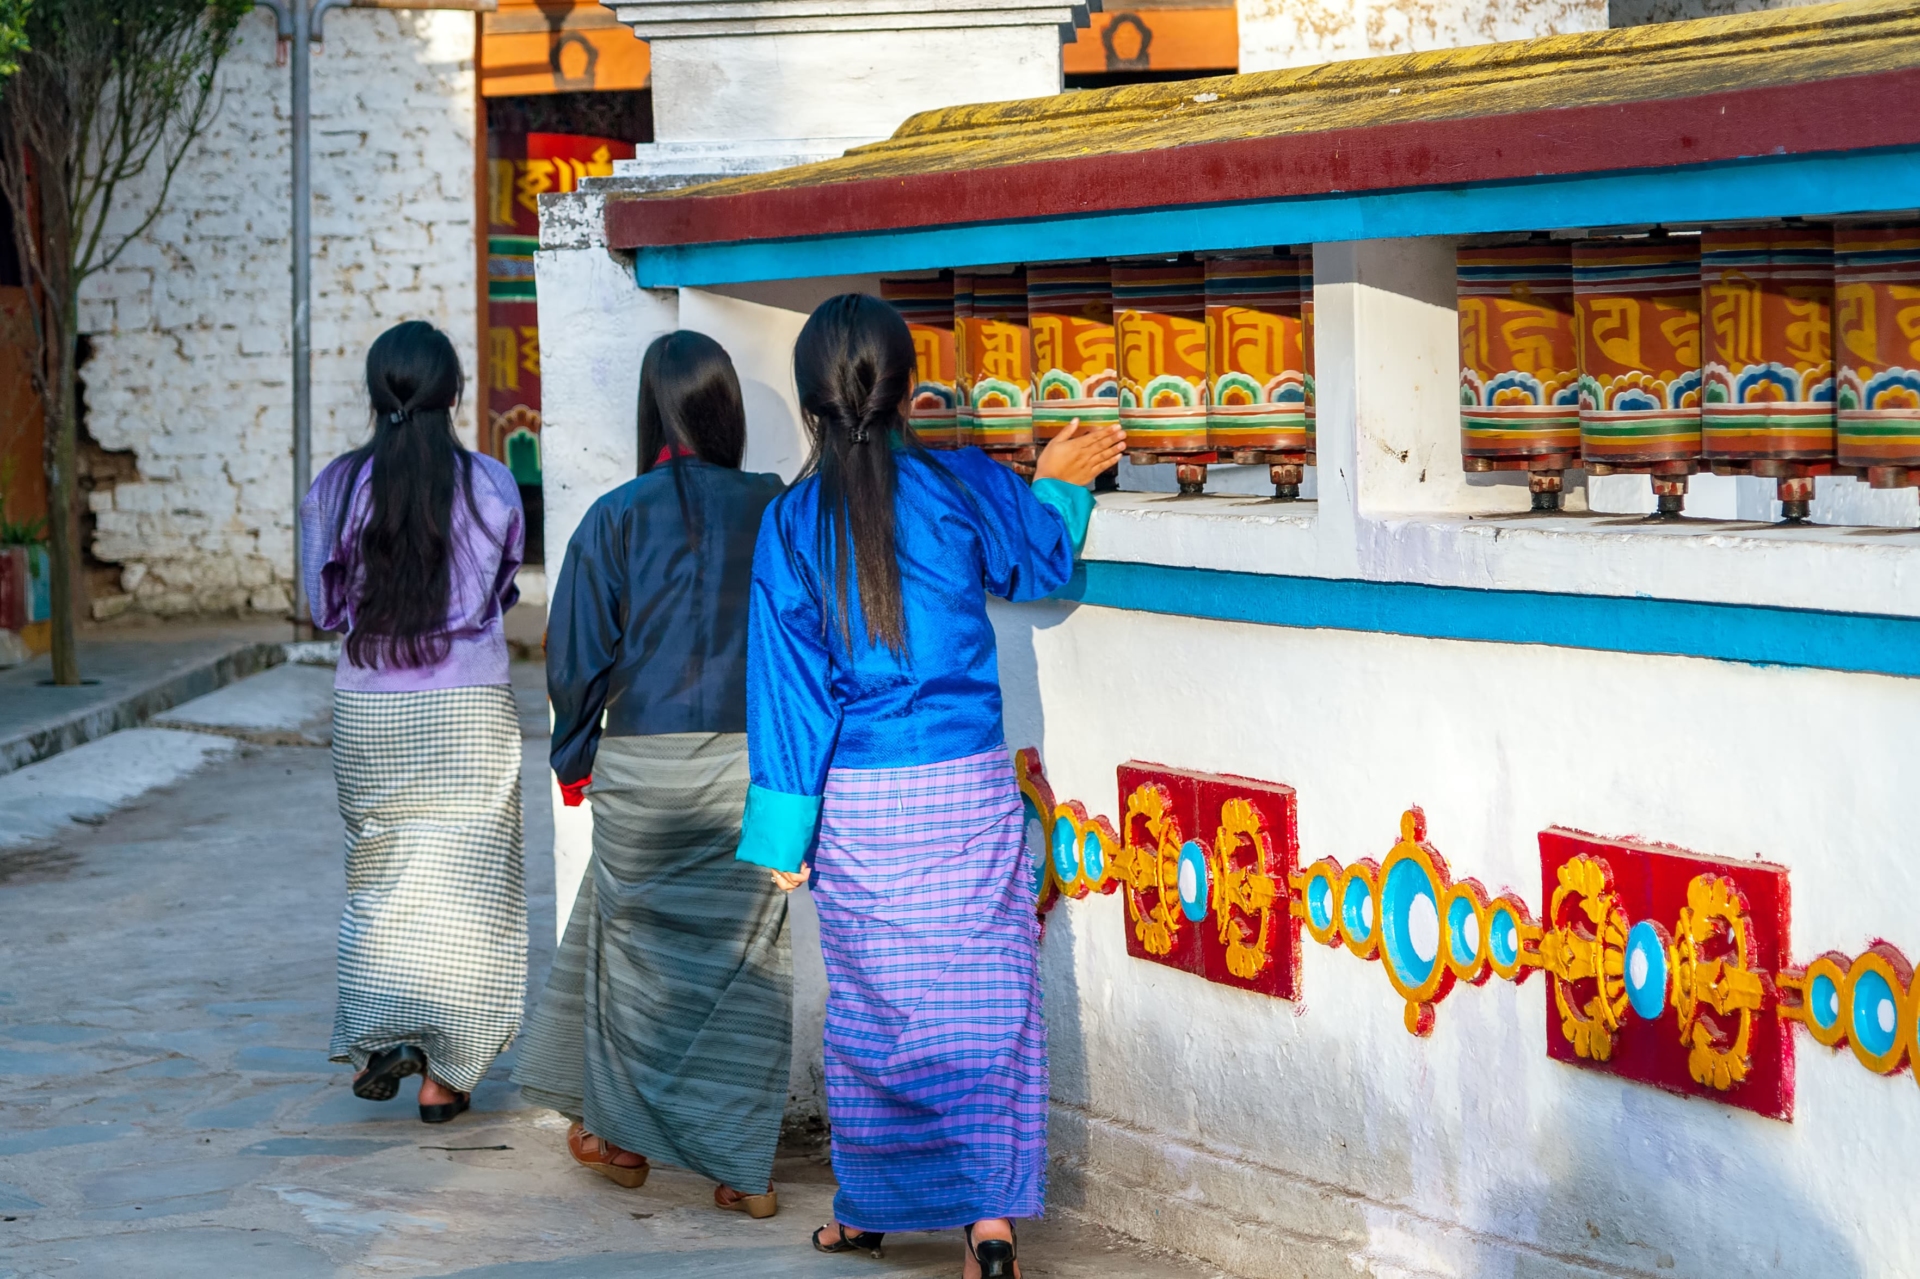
[44,284,78,684]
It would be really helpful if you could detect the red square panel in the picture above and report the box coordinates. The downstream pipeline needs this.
[1197,774,1301,1000]
[1115,762,1204,975]
[1539,827,1794,1120]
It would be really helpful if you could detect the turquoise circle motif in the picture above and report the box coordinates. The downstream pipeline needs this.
[1340,875,1374,943]
[1308,875,1333,931]
[1624,920,1669,1021]
[1380,859,1440,988]
[1810,971,1841,1031]
[1489,906,1520,969]
[1082,829,1105,883]
[1852,969,1900,1058]
[1447,895,1480,966]
[1177,840,1209,922]
[1051,816,1080,885]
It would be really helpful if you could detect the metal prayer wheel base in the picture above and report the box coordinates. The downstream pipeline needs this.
[1130,450,1219,495]
[1869,465,1915,490]
[1706,460,1831,523]
[1463,453,1575,511]
[1586,461,1697,519]
[984,446,1038,478]
[1226,449,1310,500]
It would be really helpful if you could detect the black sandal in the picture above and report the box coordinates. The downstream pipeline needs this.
[965,1222,1017,1279]
[351,1045,425,1101]
[418,1088,470,1124]
[811,1223,884,1258]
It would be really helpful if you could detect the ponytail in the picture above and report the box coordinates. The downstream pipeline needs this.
[335,319,474,670]
[792,293,920,653]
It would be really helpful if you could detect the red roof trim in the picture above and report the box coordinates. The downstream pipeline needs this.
[605,67,1920,250]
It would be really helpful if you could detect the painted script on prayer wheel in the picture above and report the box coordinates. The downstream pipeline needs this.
[1114,263,1209,454]
[1456,245,1581,462]
[1027,264,1118,443]
[958,270,1033,451]
[1834,227,1920,471]
[881,276,960,449]
[1205,257,1311,454]
[1572,241,1703,467]
[1700,228,1835,462]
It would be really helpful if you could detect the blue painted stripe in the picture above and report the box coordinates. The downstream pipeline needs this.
[634,147,1920,288]
[1056,561,1920,679]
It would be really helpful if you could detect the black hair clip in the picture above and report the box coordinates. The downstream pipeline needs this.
[388,409,409,425]
[848,423,870,444]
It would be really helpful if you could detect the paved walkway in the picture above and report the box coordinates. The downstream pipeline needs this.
[0,663,1230,1279]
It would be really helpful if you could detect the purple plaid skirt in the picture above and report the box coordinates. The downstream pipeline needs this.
[811,746,1047,1232]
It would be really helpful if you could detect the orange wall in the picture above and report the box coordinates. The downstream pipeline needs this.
[1064,7,1238,75]
[481,0,651,97]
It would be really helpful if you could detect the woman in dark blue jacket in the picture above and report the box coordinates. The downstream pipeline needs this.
[513,331,789,1219]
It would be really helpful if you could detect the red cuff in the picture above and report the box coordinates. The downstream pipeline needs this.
[560,776,592,807]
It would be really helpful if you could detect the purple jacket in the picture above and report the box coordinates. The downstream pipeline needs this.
[301,451,524,692]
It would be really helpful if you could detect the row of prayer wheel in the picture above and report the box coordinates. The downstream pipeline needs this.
[1460,226,1920,520]
[882,257,1315,497]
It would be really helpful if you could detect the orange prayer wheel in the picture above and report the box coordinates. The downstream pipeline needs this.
[1834,225,1920,490]
[1206,256,1311,499]
[1457,244,1581,511]
[1114,262,1211,493]
[1700,227,1836,522]
[1027,263,1118,445]
[881,275,960,449]
[957,270,1034,467]
[1572,239,1704,519]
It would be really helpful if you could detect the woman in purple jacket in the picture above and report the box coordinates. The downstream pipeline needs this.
[301,321,526,1125]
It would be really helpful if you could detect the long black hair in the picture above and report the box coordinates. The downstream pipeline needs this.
[637,330,747,543]
[332,320,477,670]
[791,293,921,653]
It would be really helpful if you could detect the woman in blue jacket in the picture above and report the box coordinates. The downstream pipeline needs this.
[514,331,790,1219]
[736,294,1123,1278]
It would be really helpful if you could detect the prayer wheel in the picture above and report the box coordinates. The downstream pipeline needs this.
[1302,288,1316,458]
[958,269,1035,469]
[1572,239,1704,519]
[881,275,960,449]
[1027,263,1118,447]
[1457,244,1582,511]
[1834,225,1920,490]
[1114,262,1212,493]
[1700,227,1836,522]
[1206,256,1312,499]
[952,274,976,447]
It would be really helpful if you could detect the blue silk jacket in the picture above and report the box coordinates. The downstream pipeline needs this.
[547,460,785,785]
[735,447,1094,872]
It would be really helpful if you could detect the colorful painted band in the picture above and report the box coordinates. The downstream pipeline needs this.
[1034,401,1121,426]
[973,410,1034,448]
[1120,407,1210,452]
[1209,411,1311,452]
[1837,411,1920,467]
[1581,410,1703,461]
[914,419,962,449]
[1701,407,1836,460]
[1460,410,1581,457]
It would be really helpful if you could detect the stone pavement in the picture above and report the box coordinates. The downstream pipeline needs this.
[0,662,1234,1279]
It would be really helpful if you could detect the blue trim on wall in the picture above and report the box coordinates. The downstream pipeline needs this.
[1058,561,1920,680]
[634,147,1920,287]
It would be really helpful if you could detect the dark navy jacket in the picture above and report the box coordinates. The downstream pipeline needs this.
[547,459,785,784]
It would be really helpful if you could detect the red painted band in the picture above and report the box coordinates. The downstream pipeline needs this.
[606,67,1920,250]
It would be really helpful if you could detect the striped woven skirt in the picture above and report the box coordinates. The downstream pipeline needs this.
[813,746,1048,1233]
[513,733,792,1192]
[328,685,526,1094]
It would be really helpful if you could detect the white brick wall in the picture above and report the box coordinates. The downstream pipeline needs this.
[79,8,478,619]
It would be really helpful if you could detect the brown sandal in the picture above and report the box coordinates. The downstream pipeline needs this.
[567,1121,650,1188]
[715,1183,778,1218]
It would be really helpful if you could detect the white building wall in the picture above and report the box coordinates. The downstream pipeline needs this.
[78,9,478,619]
[1236,0,1607,73]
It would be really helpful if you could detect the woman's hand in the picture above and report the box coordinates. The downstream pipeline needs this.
[1033,417,1126,487]
[770,870,806,893]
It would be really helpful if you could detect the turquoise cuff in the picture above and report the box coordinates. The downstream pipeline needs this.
[735,784,822,873]
[1031,478,1094,555]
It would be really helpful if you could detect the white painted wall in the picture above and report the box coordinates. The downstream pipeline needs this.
[79,9,479,619]
[650,28,1063,145]
[993,598,1920,1279]
[1236,0,1608,72]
